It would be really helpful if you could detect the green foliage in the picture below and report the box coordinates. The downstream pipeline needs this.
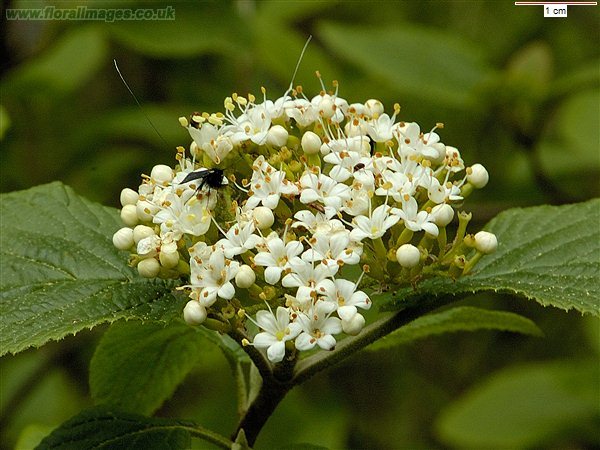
[36,407,193,450]
[436,360,600,448]
[318,22,491,110]
[89,321,205,415]
[369,307,542,351]
[2,2,598,448]
[382,199,600,315]
[4,26,107,95]
[0,183,182,357]
[89,320,248,416]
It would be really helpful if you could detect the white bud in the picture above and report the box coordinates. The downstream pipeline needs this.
[137,235,159,257]
[235,265,256,288]
[136,200,158,222]
[429,143,447,165]
[183,300,207,325]
[364,99,384,117]
[253,206,274,229]
[133,225,155,244]
[150,164,174,185]
[120,188,139,207]
[474,231,497,254]
[318,96,335,119]
[112,227,134,250]
[467,163,489,188]
[396,244,421,268]
[431,204,454,227]
[348,102,366,116]
[342,313,366,336]
[301,131,321,155]
[159,250,179,269]
[267,125,289,147]
[137,258,160,278]
[120,204,139,227]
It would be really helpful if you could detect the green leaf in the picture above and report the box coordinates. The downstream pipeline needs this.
[36,407,192,450]
[317,22,492,110]
[90,321,211,415]
[3,26,107,95]
[382,199,600,315]
[0,182,183,357]
[369,307,542,351]
[436,360,600,448]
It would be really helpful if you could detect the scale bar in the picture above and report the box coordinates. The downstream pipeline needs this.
[515,2,597,4]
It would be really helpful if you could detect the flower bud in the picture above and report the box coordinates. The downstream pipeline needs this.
[120,204,139,227]
[136,200,158,222]
[112,227,134,250]
[301,131,321,155]
[267,125,289,147]
[183,300,207,325]
[431,204,454,227]
[133,225,155,244]
[345,120,368,137]
[317,95,335,119]
[159,250,179,269]
[467,163,489,188]
[474,231,497,254]
[364,99,384,117]
[120,188,139,207]
[137,258,160,278]
[342,313,366,336]
[396,244,421,268]
[253,206,274,229]
[150,164,174,186]
[235,265,256,288]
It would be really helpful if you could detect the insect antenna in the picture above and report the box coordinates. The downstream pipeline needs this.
[113,59,169,148]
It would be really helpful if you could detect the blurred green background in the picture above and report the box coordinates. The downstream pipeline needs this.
[1,1,599,449]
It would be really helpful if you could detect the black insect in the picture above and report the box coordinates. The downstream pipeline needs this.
[353,163,365,172]
[180,168,226,195]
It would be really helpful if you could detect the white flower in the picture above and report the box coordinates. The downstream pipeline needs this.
[392,196,439,237]
[189,249,240,307]
[227,104,271,145]
[299,172,351,218]
[282,258,336,290]
[285,98,319,127]
[366,113,396,143]
[349,203,400,241]
[252,306,301,363]
[254,234,304,285]
[246,156,299,210]
[316,278,372,321]
[302,232,361,268]
[216,221,261,258]
[295,302,342,351]
[153,193,211,239]
[293,210,345,235]
[396,122,440,160]
[188,124,233,164]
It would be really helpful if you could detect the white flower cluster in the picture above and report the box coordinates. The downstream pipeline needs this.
[113,78,496,364]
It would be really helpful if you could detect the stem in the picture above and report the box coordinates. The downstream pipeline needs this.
[232,298,455,445]
[233,379,291,446]
[184,425,233,449]
[293,299,448,385]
